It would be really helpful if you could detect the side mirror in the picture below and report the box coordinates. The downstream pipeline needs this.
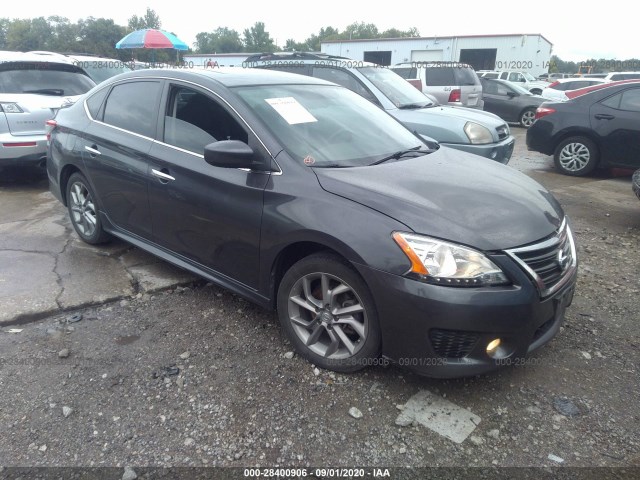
[204,140,259,169]
[418,133,439,150]
[507,91,517,98]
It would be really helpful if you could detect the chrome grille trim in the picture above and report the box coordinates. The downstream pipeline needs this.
[505,218,577,298]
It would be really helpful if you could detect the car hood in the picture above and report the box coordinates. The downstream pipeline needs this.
[313,147,563,251]
[391,105,506,143]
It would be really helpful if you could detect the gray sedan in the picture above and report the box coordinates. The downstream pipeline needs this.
[481,78,548,128]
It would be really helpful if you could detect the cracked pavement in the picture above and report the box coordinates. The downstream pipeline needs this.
[0,168,196,325]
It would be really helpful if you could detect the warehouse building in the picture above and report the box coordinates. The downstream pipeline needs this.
[321,34,553,77]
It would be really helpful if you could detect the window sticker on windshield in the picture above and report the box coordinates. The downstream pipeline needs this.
[303,155,315,165]
[265,97,317,125]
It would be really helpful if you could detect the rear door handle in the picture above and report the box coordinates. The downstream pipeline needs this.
[84,145,101,156]
[594,114,615,120]
[151,168,175,183]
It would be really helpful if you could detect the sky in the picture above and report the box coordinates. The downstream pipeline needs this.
[2,1,636,61]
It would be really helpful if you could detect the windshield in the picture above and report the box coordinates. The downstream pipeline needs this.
[0,62,95,95]
[234,84,425,168]
[523,72,536,82]
[357,67,432,108]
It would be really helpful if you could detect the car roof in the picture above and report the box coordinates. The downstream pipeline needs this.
[0,50,76,65]
[549,78,606,84]
[113,67,336,87]
[566,79,640,100]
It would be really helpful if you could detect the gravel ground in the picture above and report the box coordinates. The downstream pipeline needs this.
[0,130,639,477]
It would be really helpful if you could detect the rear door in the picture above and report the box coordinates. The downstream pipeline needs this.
[481,80,514,121]
[590,86,640,168]
[79,80,162,237]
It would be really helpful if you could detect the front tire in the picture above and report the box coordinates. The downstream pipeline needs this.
[66,172,110,244]
[519,108,536,128]
[277,253,381,372]
[553,136,599,176]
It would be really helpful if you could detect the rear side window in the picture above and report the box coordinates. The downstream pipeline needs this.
[610,73,640,81]
[0,62,95,95]
[423,67,455,86]
[102,81,162,138]
[392,67,418,79]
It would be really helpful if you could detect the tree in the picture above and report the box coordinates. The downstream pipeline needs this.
[381,27,419,38]
[342,22,379,40]
[0,18,11,50]
[77,17,128,59]
[127,7,161,31]
[195,27,243,53]
[243,22,276,52]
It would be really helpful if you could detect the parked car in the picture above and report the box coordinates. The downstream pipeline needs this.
[633,169,640,201]
[47,68,577,378]
[28,51,132,84]
[527,81,640,176]
[541,78,606,102]
[603,72,640,81]
[389,62,483,109]
[0,51,95,169]
[480,78,548,128]
[485,71,548,95]
[246,53,514,164]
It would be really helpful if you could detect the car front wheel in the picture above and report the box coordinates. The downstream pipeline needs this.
[519,108,536,128]
[553,136,599,176]
[277,253,381,372]
[66,172,110,244]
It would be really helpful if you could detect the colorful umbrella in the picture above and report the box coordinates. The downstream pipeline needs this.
[116,29,188,50]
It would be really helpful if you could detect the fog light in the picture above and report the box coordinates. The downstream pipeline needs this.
[486,338,501,355]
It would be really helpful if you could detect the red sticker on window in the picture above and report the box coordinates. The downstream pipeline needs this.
[303,156,315,165]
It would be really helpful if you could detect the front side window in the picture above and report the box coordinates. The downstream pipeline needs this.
[358,67,432,108]
[312,67,377,103]
[102,81,162,137]
[163,86,247,154]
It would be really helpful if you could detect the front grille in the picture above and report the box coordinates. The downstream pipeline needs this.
[430,329,479,358]
[496,124,509,140]
[506,219,576,298]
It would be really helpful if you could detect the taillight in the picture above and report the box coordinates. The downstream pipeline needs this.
[448,89,461,103]
[45,119,57,142]
[535,107,556,120]
[548,81,560,89]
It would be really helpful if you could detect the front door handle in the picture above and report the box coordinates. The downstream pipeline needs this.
[594,114,615,120]
[151,168,175,183]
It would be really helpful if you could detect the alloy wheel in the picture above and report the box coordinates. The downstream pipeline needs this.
[558,142,591,172]
[69,181,97,237]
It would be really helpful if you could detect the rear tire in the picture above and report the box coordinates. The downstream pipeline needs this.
[553,136,599,176]
[519,108,536,128]
[277,253,381,373]
[66,172,110,244]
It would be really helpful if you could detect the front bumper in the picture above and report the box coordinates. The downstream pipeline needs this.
[0,133,48,167]
[356,254,577,378]
[442,135,515,164]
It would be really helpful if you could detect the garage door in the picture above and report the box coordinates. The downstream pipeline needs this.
[411,50,443,62]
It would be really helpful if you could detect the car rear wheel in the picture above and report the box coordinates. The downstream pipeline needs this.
[519,108,536,128]
[553,136,599,176]
[277,253,381,372]
[66,172,110,244]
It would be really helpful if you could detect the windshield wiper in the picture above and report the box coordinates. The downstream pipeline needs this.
[398,102,432,109]
[23,88,64,96]
[369,146,430,166]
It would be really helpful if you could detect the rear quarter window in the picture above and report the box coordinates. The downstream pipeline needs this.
[454,67,480,86]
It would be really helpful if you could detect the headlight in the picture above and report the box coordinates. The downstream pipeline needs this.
[392,232,510,286]
[464,122,493,144]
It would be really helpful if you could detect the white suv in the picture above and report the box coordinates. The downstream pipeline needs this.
[0,51,95,169]
[486,71,548,95]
